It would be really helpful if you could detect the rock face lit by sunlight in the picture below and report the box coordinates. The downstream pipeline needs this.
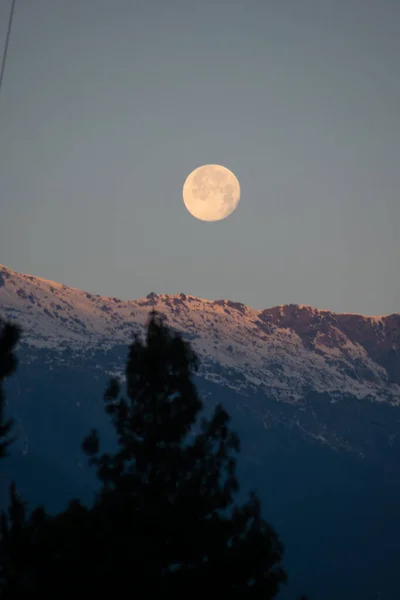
[1,263,399,407]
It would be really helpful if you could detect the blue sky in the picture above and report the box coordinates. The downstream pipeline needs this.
[0,0,399,315]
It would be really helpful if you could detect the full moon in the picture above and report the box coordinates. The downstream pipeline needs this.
[182,164,240,222]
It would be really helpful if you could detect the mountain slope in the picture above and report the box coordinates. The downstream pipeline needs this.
[1,263,400,600]
[1,263,399,404]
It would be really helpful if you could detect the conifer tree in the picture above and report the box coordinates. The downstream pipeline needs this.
[0,320,27,595]
[0,312,288,597]
[81,311,287,596]
[0,320,20,458]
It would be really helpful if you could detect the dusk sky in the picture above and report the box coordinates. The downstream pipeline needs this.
[0,0,399,316]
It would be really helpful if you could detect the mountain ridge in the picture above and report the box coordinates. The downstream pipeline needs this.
[2,263,400,599]
[0,262,396,318]
[1,263,399,403]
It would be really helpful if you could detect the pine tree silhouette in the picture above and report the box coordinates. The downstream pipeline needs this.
[81,311,287,595]
[0,320,20,458]
[0,312,288,597]
[0,320,28,595]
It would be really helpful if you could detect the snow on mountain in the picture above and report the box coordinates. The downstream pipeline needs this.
[0,264,399,404]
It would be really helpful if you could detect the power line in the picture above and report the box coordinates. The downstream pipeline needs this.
[0,0,17,98]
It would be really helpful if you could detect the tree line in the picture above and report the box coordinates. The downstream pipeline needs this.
[0,313,308,598]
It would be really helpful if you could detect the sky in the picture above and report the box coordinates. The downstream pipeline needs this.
[0,0,399,316]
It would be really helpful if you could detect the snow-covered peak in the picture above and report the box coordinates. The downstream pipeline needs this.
[0,264,399,404]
